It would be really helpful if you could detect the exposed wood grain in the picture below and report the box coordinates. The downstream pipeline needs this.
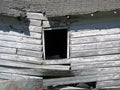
[17,49,43,58]
[0,53,42,63]
[70,40,120,51]
[70,33,120,44]
[72,67,120,76]
[0,34,42,45]
[0,59,70,70]
[0,46,16,54]
[0,30,42,39]
[27,12,47,20]
[70,54,120,63]
[71,47,120,57]
[29,19,42,27]
[43,73,120,86]
[0,67,72,77]
[28,25,42,33]
[97,80,120,89]
[71,60,120,70]
[0,73,42,80]
[0,40,42,51]
[70,28,120,38]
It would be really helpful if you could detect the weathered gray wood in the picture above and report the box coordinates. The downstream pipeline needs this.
[0,46,16,54]
[43,73,120,86]
[0,73,42,80]
[27,12,47,20]
[72,67,120,76]
[0,59,70,71]
[0,59,70,70]
[43,59,70,65]
[0,40,42,51]
[43,54,120,65]
[71,47,120,57]
[0,53,42,64]
[30,19,42,26]
[71,60,120,70]
[0,67,72,77]
[28,25,42,33]
[17,49,43,58]
[0,30,42,39]
[0,34,42,45]
[70,40,120,51]
[70,28,120,38]
[97,80,120,89]
[71,33,120,44]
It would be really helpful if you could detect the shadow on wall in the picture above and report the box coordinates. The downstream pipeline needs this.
[0,14,30,36]
[71,16,120,31]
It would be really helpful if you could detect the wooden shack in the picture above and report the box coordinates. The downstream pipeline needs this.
[0,0,120,90]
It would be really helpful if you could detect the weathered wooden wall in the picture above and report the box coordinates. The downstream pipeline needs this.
[0,13,45,81]
[69,16,120,89]
[42,14,120,89]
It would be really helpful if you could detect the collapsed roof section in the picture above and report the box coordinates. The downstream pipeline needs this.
[0,0,120,17]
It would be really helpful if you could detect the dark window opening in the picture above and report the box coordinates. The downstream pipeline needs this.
[44,29,67,60]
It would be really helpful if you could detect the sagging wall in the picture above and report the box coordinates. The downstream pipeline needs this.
[43,14,120,89]
[69,16,120,88]
[0,13,45,81]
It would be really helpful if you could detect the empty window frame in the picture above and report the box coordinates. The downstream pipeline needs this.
[43,29,68,60]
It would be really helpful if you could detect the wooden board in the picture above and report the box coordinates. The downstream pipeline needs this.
[72,67,120,76]
[70,28,120,38]
[0,40,42,51]
[0,46,16,54]
[43,73,120,86]
[70,47,120,57]
[0,34,42,45]
[0,30,42,39]
[0,53,42,63]
[17,49,43,58]
[70,40,120,51]
[71,60,120,70]
[70,33,120,44]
